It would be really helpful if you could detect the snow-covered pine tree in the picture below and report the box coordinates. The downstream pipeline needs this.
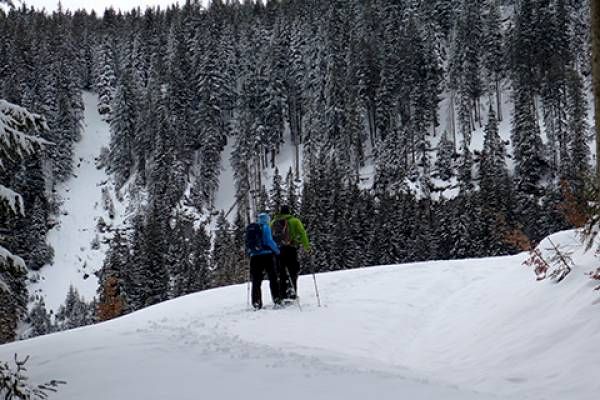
[55,285,94,330]
[270,167,284,213]
[284,167,299,214]
[95,36,116,117]
[108,64,138,190]
[564,69,590,204]
[26,299,54,338]
[189,223,212,293]
[190,15,232,211]
[482,0,505,120]
[435,133,456,181]
[479,107,512,255]
[0,98,47,344]
[211,211,237,287]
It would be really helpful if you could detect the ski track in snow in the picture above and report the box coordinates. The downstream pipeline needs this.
[5,230,600,400]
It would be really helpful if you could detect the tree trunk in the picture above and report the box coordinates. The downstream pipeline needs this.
[368,101,376,148]
[496,79,503,121]
[450,91,456,144]
[592,0,600,181]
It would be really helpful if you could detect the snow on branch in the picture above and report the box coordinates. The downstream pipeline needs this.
[0,245,26,294]
[0,184,23,215]
[0,99,49,169]
[0,99,49,214]
[0,245,26,271]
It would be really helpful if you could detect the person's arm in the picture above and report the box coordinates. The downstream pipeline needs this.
[294,219,311,252]
[263,224,280,255]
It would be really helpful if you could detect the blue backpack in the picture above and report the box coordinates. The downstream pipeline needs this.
[245,223,264,255]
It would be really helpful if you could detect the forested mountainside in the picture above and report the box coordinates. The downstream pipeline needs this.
[0,0,593,342]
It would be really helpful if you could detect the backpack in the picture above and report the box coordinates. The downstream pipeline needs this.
[272,218,292,247]
[245,223,264,254]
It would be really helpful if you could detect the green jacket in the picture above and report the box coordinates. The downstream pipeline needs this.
[271,213,311,251]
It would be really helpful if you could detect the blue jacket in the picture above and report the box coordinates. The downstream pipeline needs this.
[251,213,280,256]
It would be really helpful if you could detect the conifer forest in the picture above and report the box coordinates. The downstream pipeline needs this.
[0,0,594,342]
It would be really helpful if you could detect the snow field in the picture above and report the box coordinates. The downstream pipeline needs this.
[4,229,600,400]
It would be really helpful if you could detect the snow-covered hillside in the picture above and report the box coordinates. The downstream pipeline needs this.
[5,230,599,400]
[29,92,126,313]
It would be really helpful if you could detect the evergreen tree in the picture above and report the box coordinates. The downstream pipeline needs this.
[27,299,54,338]
[95,37,116,117]
[189,224,212,292]
[212,212,236,287]
[482,0,505,120]
[270,167,284,212]
[564,69,590,203]
[435,134,456,181]
[284,167,299,214]
[108,65,138,190]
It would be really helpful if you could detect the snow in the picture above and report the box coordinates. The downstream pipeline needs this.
[0,245,26,293]
[4,229,600,400]
[0,99,49,161]
[30,91,126,313]
[0,184,23,215]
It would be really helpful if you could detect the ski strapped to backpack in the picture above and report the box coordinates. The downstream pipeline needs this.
[272,217,292,246]
[245,223,265,254]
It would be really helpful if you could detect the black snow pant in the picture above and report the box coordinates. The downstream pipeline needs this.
[250,253,280,309]
[277,245,300,300]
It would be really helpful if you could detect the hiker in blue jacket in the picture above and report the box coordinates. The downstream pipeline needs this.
[248,213,281,310]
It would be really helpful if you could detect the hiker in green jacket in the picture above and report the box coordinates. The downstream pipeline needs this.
[271,204,311,302]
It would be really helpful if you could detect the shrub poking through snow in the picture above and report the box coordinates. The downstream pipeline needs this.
[523,247,551,281]
[588,267,600,290]
[521,238,576,283]
[543,238,575,283]
[0,354,65,399]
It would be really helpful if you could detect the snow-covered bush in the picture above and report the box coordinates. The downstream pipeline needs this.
[0,354,64,399]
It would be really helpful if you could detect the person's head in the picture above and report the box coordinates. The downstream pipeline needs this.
[279,205,291,215]
[258,212,270,225]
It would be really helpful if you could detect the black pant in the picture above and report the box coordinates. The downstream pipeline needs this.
[250,253,280,308]
[278,246,299,300]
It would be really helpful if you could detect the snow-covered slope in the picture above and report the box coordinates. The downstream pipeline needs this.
[30,92,126,312]
[6,230,599,400]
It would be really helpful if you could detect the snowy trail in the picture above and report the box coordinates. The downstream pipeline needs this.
[6,230,600,400]
[31,92,119,312]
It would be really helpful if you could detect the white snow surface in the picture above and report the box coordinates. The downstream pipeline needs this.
[4,229,600,400]
[30,91,126,312]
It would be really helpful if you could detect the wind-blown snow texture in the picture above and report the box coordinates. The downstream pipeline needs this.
[3,229,599,400]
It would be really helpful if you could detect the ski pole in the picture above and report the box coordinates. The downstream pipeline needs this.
[309,255,321,307]
[246,255,251,310]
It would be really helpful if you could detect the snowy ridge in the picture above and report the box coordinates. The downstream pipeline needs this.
[5,229,599,400]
